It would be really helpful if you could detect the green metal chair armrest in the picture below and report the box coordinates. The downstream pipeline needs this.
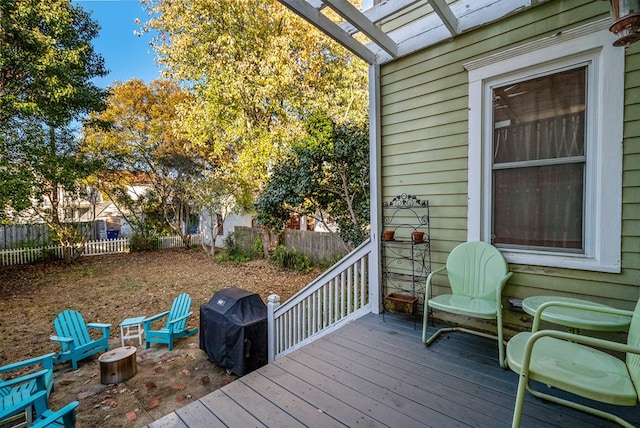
[0,353,55,374]
[424,266,446,303]
[425,266,446,284]
[496,272,513,299]
[531,301,633,332]
[522,328,640,365]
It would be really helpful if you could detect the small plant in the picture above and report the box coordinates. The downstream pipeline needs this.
[221,232,254,263]
[252,237,264,257]
[269,245,311,272]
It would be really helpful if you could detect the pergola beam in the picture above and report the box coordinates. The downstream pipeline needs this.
[340,0,423,35]
[278,0,377,64]
[428,0,458,36]
[276,0,543,65]
[322,0,398,58]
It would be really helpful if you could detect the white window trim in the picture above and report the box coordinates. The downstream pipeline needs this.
[464,19,623,273]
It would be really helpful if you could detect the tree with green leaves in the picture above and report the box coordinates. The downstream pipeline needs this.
[82,79,202,247]
[0,0,108,262]
[140,0,369,210]
[254,114,370,248]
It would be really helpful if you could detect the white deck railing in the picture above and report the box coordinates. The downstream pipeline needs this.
[267,238,373,362]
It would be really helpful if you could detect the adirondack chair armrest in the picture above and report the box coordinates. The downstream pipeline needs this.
[0,389,48,421]
[143,311,170,326]
[531,301,634,332]
[167,311,193,326]
[86,323,111,335]
[30,400,79,428]
[87,322,111,328]
[0,369,49,389]
[50,335,74,344]
[0,353,55,374]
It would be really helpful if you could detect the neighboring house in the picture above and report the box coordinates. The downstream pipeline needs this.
[6,172,155,244]
[286,213,340,233]
[277,0,639,335]
[199,210,253,248]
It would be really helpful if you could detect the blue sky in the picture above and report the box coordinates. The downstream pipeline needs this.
[74,0,161,88]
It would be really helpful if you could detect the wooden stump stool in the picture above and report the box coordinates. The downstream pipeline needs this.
[99,346,137,384]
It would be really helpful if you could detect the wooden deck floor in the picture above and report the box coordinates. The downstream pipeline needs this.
[147,313,640,427]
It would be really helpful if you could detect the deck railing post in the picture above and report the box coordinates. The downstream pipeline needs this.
[267,294,281,363]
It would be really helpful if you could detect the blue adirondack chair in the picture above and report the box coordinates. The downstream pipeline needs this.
[50,310,111,370]
[0,369,50,427]
[2,386,78,428]
[144,293,198,350]
[0,353,55,397]
[31,400,79,428]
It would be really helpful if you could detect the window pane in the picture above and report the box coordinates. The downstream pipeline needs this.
[494,112,584,164]
[492,67,586,250]
[493,164,584,249]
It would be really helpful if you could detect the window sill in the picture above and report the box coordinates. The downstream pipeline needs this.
[503,250,621,274]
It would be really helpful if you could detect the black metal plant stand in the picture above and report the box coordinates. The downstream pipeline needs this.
[381,194,431,328]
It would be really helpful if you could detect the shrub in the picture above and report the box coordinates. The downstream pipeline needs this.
[269,245,311,272]
[129,233,159,251]
[220,232,254,263]
[252,237,264,257]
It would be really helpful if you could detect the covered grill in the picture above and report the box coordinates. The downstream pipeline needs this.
[199,287,267,376]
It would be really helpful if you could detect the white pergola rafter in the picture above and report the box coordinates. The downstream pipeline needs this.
[276,0,548,65]
[322,0,398,57]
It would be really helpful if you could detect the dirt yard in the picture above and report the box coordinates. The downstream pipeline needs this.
[0,248,321,427]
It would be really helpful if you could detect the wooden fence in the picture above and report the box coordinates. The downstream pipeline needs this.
[0,234,202,266]
[234,226,350,264]
[0,224,52,249]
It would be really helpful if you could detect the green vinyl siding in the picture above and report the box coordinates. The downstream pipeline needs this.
[379,0,639,335]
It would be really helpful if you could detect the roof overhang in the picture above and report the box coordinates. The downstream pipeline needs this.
[277,0,550,65]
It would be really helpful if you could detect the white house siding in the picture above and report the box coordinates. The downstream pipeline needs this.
[379,0,640,336]
[199,211,253,248]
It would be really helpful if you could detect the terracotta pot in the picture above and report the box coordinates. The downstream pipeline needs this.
[412,231,425,243]
[385,293,418,314]
[383,230,395,241]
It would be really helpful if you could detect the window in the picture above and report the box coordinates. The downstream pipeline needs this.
[216,214,224,236]
[465,22,623,272]
[492,67,586,251]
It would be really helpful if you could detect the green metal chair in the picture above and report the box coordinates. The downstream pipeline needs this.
[422,241,513,367]
[144,293,198,350]
[506,299,640,428]
[50,310,111,370]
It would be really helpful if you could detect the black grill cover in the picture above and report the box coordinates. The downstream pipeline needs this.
[199,287,267,376]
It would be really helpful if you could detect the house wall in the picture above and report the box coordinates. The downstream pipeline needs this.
[199,212,253,248]
[379,0,640,336]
